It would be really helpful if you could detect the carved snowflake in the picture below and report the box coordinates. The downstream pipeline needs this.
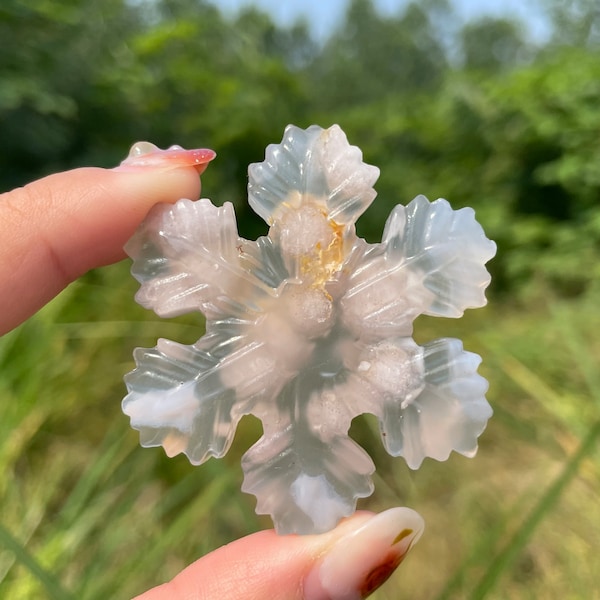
[123,124,496,534]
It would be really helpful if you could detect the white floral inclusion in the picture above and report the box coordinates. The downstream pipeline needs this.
[122,124,496,534]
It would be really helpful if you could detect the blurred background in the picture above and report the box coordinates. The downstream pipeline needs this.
[1,0,599,597]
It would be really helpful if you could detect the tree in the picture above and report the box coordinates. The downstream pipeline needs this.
[307,0,447,110]
[0,0,143,187]
[461,17,531,72]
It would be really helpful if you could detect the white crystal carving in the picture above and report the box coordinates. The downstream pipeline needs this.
[123,124,496,534]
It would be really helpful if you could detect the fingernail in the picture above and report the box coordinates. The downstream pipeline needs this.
[304,508,424,600]
[115,141,216,174]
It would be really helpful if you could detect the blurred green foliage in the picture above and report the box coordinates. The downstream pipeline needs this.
[1,0,599,598]
[2,0,599,296]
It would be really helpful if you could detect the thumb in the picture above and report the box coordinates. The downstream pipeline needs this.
[0,144,215,334]
[135,507,424,600]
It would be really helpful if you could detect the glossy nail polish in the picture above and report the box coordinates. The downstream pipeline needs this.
[304,508,424,600]
[116,141,216,174]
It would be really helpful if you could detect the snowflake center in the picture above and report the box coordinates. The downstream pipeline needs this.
[270,200,346,287]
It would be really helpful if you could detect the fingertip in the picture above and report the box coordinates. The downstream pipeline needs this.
[304,507,424,599]
[134,509,423,600]
[108,165,203,233]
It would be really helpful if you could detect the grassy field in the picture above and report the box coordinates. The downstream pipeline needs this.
[1,260,599,599]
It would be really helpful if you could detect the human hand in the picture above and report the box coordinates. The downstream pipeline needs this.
[0,148,424,599]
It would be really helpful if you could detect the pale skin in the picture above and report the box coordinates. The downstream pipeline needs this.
[0,155,420,599]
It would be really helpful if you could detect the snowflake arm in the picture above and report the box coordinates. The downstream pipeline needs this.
[384,196,497,318]
[241,382,374,535]
[123,337,241,463]
[248,124,380,227]
[125,199,278,319]
[354,337,492,470]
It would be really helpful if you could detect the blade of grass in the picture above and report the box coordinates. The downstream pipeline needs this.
[80,468,237,599]
[468,419,600,600]
[550,303,600,403]
[57,422,133,526]
[0,522,75,600]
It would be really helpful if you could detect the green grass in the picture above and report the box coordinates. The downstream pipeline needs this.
[1,262,599,599]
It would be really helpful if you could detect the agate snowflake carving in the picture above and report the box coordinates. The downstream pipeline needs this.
[123,124,496,534]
